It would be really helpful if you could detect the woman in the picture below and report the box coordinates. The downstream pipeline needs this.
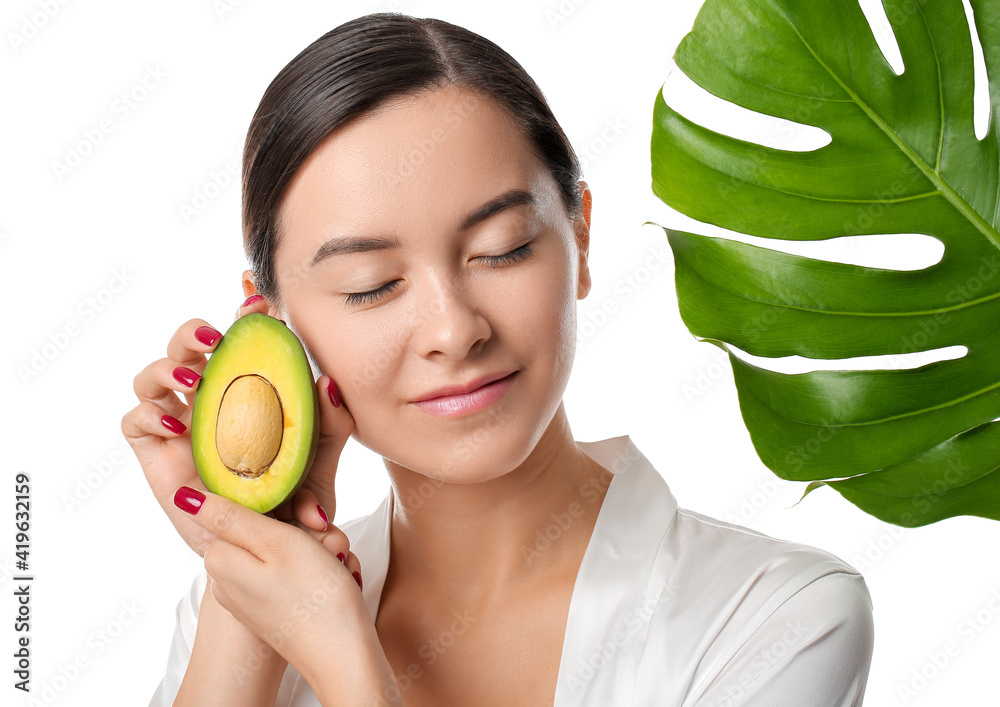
[123,12,875,706]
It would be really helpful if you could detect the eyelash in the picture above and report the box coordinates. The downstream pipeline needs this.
[343,242,536,306]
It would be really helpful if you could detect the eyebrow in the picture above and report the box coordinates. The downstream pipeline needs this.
[310,188,537,268]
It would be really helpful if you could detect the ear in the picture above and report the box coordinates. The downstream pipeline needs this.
[240,269,284,319]
[574,180,593,301]
[241,269,257,300]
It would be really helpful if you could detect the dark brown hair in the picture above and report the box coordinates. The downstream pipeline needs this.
[242,11,583,306]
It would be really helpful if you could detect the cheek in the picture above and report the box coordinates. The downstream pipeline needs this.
[284,298,402,407]
[320,320,402,405]
[524,259,578,349]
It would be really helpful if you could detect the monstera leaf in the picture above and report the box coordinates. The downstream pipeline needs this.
[649,0,1000,526]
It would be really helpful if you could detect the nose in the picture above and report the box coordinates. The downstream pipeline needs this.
[411,273,491,360]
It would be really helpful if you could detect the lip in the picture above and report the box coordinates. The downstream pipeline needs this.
[412,370,518,417]
[413,370,518,402]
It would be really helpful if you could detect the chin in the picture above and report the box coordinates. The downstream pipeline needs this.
[372,420,535,483]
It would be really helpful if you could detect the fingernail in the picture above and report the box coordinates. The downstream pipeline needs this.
[195,326,222,346]
[317,504,329,529]
[161,415,186,434]
[327,377,341,407]
[337,552,346,564]
[174,486,206,515]
[243,294,264,306]
[173,366,201,388]
[352,570,363,591]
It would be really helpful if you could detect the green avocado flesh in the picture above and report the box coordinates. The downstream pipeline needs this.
[191,313,319,513]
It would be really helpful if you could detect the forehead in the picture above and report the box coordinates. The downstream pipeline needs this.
[276,85,559,248]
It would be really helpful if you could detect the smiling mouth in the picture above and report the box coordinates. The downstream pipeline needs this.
[411,371,518,417]
[413,370,519,402]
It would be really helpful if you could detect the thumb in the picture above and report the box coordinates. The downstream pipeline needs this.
[317,373,355,445]
[303,374,356,520]
[172,485,270,562]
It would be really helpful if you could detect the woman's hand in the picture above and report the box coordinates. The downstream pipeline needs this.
[121,296,265,555]
[121,294,355,557]
[174,485,401,704]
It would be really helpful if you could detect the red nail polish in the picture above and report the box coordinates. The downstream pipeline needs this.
[161,415,186,434]
[317,504,329,528]
[327,378,341,407]
[174,486,206,515]
[352,571,363,591]
[337,552,346,564]
[173,366,201,388]
[243,294,264,306]
[195,326,222,346]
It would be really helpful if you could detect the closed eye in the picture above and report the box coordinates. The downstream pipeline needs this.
[342,242,536,307]
[479,242,535,268]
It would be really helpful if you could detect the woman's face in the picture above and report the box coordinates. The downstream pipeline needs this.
[269,84,592,482]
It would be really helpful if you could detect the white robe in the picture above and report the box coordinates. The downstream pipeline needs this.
[150,434,874,705]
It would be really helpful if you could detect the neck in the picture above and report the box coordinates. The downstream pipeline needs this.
[383,403,614,606]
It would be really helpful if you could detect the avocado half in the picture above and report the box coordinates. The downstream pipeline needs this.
[190,313,319,513]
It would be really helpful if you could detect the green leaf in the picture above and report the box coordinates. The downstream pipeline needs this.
[650,0,1000,526]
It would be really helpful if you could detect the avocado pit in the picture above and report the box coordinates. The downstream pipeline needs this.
[215,374,284,479]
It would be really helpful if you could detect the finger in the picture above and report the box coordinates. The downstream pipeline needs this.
[317,374,355,442]
[172,485,282,562]
[121,400,189,442]
[304,374,357,518]
[291,521,361,590]
[295,519,350,553]
[270,486,311,524]
[163,319,223,408]
[292,487,329,531]
[165,318,224,370]
[235,293,274,322]
[131,359,192,420]
[273,487,327,531]
[344,551,363,591]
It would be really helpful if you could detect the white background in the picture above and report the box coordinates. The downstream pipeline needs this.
[2,0,999,705]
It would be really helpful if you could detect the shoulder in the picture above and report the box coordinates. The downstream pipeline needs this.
[670,506,869,600]
[647,507,874,705]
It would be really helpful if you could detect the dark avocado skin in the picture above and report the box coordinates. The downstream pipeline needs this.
[190,313,319,513]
